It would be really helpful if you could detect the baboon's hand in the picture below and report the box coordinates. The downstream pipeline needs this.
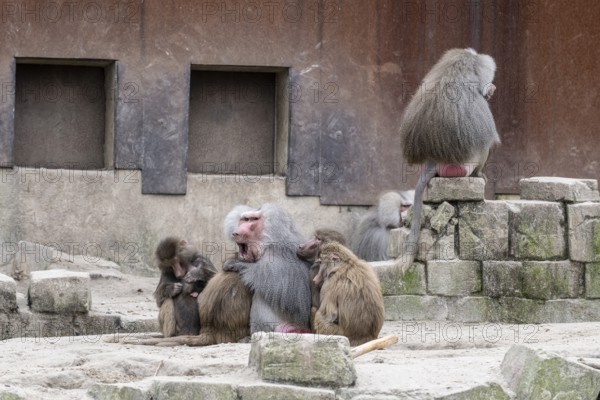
[183,269,203,283]
[170,282,183,297]
[222,259,245,273]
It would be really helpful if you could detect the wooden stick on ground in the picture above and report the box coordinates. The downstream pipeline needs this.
[102,332,163,344]
[351,335,398,359]
[578,358,600,370]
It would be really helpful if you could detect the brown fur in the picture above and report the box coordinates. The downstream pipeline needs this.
[146,269,252,346]
[395,48,500,274]
[312,242,384,346]
[154,237,216,337]
[130,266,252,347]
[297,229,347,316]
[195,270,252,344]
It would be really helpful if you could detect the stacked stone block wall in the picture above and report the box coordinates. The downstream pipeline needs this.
[381,177,600,324]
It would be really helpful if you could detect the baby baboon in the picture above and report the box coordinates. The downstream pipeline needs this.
[297,228,347,312]
[396,48,500,273]
[298,228,347,262]
[313,242,384,346]
[154,237,217,337]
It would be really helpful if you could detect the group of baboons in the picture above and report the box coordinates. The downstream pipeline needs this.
[153,203,385,347]
[150,48,499,347]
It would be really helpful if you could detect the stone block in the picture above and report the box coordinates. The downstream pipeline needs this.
[10,241,124,281]
[88,381,151,400]
[372,260,426,295]
[508,201,566,260]
[238,383,335,400]
[568,202,600,262]
[388,227,425,261]
[150,378,237,400]
[0,273,17,313]
[419,226,456,261]
[427,260,481,296]
[423,177,486,203]
[384,295,448,321]
[447,297,498,322]
[585,263,600,298]
[541,299,600,323]
[28,270,91,313]
[459,201,509,260]
[387,228,403,259]
[391,204,441,261]
[483,261,524,298]
[438,383,511,400]
[249,332,356,387]
[403,204,434,228]
[520,177,599,202]
[430,201,456,232]
[0,388,26,400]
[501,345,600,400]
[484,261,584,300]
[520,261,584,300]
[389,226,455,263]
[496,298,544,324]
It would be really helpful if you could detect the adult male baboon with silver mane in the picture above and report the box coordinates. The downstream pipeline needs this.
[223,203,312,333]
[395,48,500,272]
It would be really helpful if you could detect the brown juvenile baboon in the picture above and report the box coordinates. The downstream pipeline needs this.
[312,242,384,346]
[194,269,252,344]
[154,237,217,337]
[350,191,414,261]
[396,48,500,273]
[297,229,347,312]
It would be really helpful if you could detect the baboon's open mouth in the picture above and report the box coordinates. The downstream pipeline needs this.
[239,243,248,258]
[237,242,258,262]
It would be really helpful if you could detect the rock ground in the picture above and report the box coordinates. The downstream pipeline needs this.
[1,271,600,399]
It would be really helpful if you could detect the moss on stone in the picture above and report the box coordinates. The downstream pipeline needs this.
[439,383,511,399]
[586,263,600,298]
[515,224,562,260]
[593,223,600,261]
[399,263,426,295]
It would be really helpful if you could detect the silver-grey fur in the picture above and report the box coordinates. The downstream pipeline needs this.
[395,48,500,273]
[223,205,253,238]
[400,48,499,166]
[351,191,412,261]
[223,203,311,333]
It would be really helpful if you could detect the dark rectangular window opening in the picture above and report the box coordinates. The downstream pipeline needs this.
[13,59,115,170]
[188,67,289,176]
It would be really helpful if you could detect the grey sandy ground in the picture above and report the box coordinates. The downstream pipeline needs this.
[1,274,600,399]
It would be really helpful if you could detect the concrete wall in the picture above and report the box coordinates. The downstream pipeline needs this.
[0,167,367,270]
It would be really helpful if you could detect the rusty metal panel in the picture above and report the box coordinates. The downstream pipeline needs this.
[0,0,598,200]
[187,71,275,175]
[489,0,600,194]
[318,0,475,204]
[13,64,106,169]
